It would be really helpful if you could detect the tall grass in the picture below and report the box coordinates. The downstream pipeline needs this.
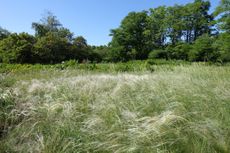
[0,63,230,152]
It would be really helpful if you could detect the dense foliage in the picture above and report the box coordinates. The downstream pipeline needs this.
[0,33,35,63]
[0,0,230,64]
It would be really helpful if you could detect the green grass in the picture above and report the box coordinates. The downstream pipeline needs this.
[0,62,230,153]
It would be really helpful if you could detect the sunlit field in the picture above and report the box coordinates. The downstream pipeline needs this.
[1,63,230,153]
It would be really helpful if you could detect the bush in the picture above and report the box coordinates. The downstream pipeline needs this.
[148,49,168,59]
[91,45,111,62]
[169,43,191,60]
[63,60,78,67]
[213,33,230,62]
[189,34,218,62]
[33,32,70,64]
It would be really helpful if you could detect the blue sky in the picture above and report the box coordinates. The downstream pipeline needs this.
[0,0,219,45]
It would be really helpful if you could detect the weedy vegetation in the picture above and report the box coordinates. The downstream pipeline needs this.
[0,61,230,153]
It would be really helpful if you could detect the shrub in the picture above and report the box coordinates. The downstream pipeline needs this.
[213,33,230,62]
[189,34,218,62]
[164,43,191,60]
[148,49,168,59]
[33,32,70,64]
[63,60,78,67]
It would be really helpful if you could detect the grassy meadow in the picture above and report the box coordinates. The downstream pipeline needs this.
[0,61,230,153]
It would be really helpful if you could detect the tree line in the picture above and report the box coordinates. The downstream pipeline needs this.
[0,12,103,64]
[0,0,230,64]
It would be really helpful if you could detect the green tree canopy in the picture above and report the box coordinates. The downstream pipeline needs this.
[213,33,230,62]
[32,11,64,37]
[0,33,35,63]
[0,27,10,40]
[110,11,151,61]
[189,34,218,62]
[33,32,70,63]
[215,0,230,33]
